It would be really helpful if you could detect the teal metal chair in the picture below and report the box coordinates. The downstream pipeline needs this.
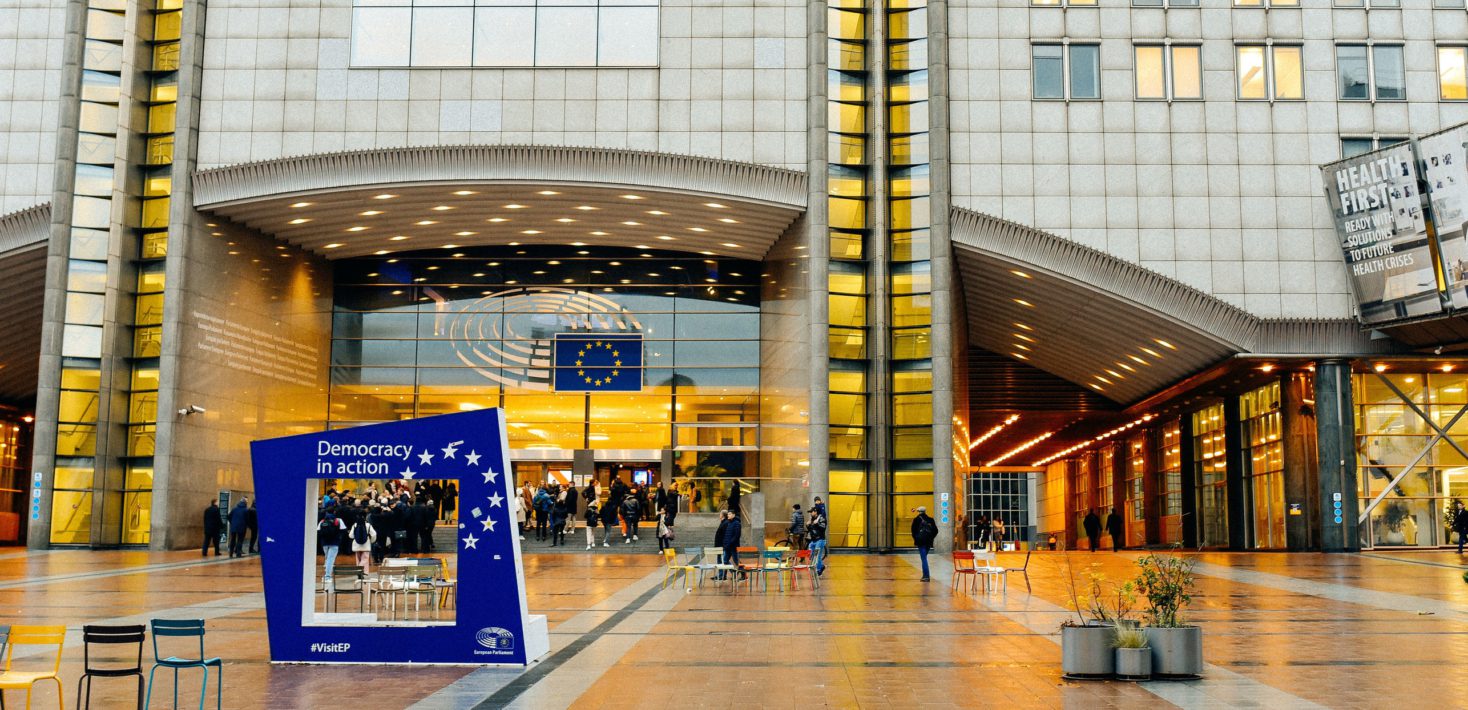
[144,620,220,710]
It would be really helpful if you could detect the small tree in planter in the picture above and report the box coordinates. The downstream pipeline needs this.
[1059,557,1118,679]
[1134,549,1203,679]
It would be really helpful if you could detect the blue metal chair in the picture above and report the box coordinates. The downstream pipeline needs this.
[143,620,220,710]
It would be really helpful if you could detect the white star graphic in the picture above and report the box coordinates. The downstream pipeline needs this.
[442,440,462,459]
[481,516,495,532]
[482,469,499,485]
[400,466,417,480]
[418,450,435,466]
[465,451,481,466]
[488,492,504,508]
[462,534,479,549]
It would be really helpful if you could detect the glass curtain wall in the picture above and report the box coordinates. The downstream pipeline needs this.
[827,0,872,548]
[1192,404,1228,547]
[965,472,1030,545]
[1355,370,1468,548]
[1156,418,1182,543]
[885,0,932,548]
[1125,434,1146,547]
[1071,452,1092,543]
[1240,381,1285,549]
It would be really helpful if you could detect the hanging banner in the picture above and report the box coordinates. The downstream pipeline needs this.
[1320,142,1446,325]
[1419,124,1468,311]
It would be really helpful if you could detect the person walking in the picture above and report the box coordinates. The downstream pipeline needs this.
[807,508,828,576]
[723,510,744,580]
[911,506,938,581]
[1454,500,1468,554]
[227,499,249,558]
[245,500,260,554]
[348,514,376,572]
[442,481,458,523]
[992,518,1006,549]
[1083,509,1103,552]
[201,500,222,557]
[1106,508,1124,551]
[394,494,414,553]
[584,500,600,550]
[620,494,641,544]
[714,511,732,580]
[655,483,667,514]
[789,503,807,551]
[318,508,346,589]
[975,514,991,550]
[561,484,578,539]
[600,495,620,547]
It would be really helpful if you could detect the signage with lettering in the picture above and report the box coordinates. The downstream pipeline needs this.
[1320,142,1446,325]
[1419,124,1468,312]
[250,408,549,665]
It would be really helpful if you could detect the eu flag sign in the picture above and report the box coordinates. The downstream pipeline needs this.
[553,333,642,392]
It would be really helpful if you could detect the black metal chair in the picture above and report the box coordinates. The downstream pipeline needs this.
[77,625,146,709]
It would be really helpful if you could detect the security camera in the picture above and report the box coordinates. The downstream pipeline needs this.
[177,405,207,416]
[1436,346,1445,355]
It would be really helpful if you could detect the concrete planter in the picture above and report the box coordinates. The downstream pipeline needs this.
[1060,624,1115,679]
[1144,626,1203,679]
[1114,647,1151,681]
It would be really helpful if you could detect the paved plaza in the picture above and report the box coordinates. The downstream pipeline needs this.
[1,548,1464,708]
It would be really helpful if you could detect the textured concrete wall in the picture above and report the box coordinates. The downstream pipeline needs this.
[0,0,64,213]
[192,0,809,170]
[947,0,1468,319]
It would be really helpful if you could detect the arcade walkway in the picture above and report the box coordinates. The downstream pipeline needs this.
[0,547,1464,708]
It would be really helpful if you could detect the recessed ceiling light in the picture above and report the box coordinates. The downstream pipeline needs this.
[1013,299,1033,307]
[1014,343,1030,351]
[1012,353,1028,360]
[576,205,597,211]
[487,217,509,223]
[621,194,643,200]
[1140,347,1162,358]
[718,218,740,224]
[622,221,642,226]
[346,226,368,232]
[324,243,344,248]
[431,205,454,211]
[591,270,605,274]
[537,190,561,196]
[657,235,675,240]
[504,204,528,209]
[556,218,576,223]
[426,266,440,271]
[359,210,383,216]
[636,245,650,249]
[416,220,438,226]
[374,249,389,255]
[1127,354,1148,365]
[508,242,520,247]
[373,194,398,201]
[699,251,715,255]
[455,231,476,236]
[578,250,589,255]
[442,244,460,249]
[288,218,311,225]
[547,260,560,265]
[722,243,740,248]
[609,261,622,266]
[570,242,586,246]
[1014,333,1034,342]
[390,235,409,241]
[290,202,313,208]
[688,227,708,232]
[1015,322,1032,331]
[647,210,668,216]
[704,203,728,209]
[522,230,542,235]
[386,259,399,263]
[591,231,608,236]
[1154,339,1176,350]
[1010,269,1031,279]
[453,190,477,196]
[533,270,546,275]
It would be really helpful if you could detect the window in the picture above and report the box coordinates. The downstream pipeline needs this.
[1234,0,1297,6]
[1135,44,1201,100]
[1033,0,1096,6]
[350,0,658,67]
[1133,0,1199,6]
[1032,43,1100,100]
[1236,45,1302,100]
[1340,136,1407,158]
[1336,0,1399,7]
[1440,46,1468,100]
[1338,44,1405,101]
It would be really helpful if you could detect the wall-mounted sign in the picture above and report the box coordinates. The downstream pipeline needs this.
[1321,142,1446,325]
[1419,125,1468,311]
[250,408,548,665]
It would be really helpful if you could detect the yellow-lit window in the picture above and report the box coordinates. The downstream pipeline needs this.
[894,470,933,493]
[145,135,174,165]
[153,42,180,71]
[830,427,866,458]
[891,264,930,294]
[1272,46,1302,99]
[829,393,866,426]
[829,170,867,197]
[829,197,866,230]
[892,327,931,359]
[138,265,165,293]
[887,8,925,40]
[890,197,929,229]
[831,467,868,493]
[829,369,865,393]
[131,367,159,391]
[1135,46,1165,99]
[830,40,864,71]
[890,134,930,165]
[59,390,100,423]
[888,102,927,133]
[831,231,864,260]
[128,423,156,456]
[893,369,932,393]
[134,326,162,357]
[141,231,168,259]
[143,171,171,197]
[830,269,865,295]
[889,167,929,197]
[828,327,866,359]
[1440,47,1468,100]
[123,490,151,545]
[827,493,867,547]
[56,425,97,457]
[61,367,101,391]
[149,74,178,103]
[830,102,866,133]
[889,40,925,70]
[140,197,170,228]
[1237,46,1266,99]
[829,294,867,328]
[891,230,931,261]
[830,70,865,101]
[154,11,182,41]
[892,427,933,458]
[830,134,865,165]
[49,491,94,545]
[891,294,931,327]
[135,293,165,325]
[828,9,865,40]
[129,391,158,423]
[1172,46,1201,98]
[893,393,933,425]
[147,103,176,133]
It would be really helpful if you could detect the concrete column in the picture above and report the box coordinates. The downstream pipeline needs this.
[1224,396,1247,550]
[927,0,954,555]
[1179,413,1197,548]
[1141,428,1160,546]
[1314,360,1359,552]
[804,0,830,518]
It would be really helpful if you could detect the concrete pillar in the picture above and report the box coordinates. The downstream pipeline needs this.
[1224,395,1247,550]
[1141,428,1160,546]
[1314,360,1359,552]
[1179,412,1198,548]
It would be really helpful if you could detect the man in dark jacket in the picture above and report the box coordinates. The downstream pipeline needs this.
[714,511,732,579]
[245,500,260,554]
[1453,500,1468,554]
[413,498,435,553]
[911,506,938,581]
[202,500,222,556]
[1083,509,1103,552]
[620,495,641,543]
[1106,508,1125,551]
[369,504,394,563]
[663,488,680,527]
[395,496,415,553]
[599,495,620,547]
[790,504,807,551]
[722,511,743,580]
[227,500,249,558]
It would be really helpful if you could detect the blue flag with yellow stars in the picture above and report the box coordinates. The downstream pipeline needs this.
[553,334,643,392]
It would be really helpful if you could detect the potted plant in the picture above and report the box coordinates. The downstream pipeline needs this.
[1059,557,1115,679]
[1135,549,1203,679]
[1112,625,1151,681]
[1381,501,1408,545]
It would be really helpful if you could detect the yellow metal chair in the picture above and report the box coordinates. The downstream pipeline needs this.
[0,625,66,710]
[660,549,697,589]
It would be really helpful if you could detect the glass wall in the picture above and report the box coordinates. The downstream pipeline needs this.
[1192,404,1227,547]
[964,472,1031,545]
[1354,370,1468,548]
[1124,435,1146,547]
[1240,382,1285,548]
[331,246,762,499]
[1156,418,1183,544]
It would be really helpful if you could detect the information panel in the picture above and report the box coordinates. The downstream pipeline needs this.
[249,408,549,665]
[1320,142,1446,325]
[1420,124,1468,311]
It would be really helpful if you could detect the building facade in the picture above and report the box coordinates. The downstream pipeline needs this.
[1,0,1467,551]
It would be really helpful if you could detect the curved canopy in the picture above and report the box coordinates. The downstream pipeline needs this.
[0,204,50,405]
[193,146,807,260]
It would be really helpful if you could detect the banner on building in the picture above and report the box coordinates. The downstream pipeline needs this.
[1320,142,1446,325]
[1419,124,1468,311]
[249,408,549,665]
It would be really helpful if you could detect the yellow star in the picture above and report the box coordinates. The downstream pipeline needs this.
[577,369,584,376]
[595,379,603,386]
[612,350,619,357]
[579,348,587,357]
[585,376,593,384]
[575,360,582,367]
[604,343,613,350]
[612,370,619,377]
[595,341,603,347]
[614,360,622,367]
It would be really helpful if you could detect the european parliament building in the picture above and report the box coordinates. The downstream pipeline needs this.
[6,0,1468,553]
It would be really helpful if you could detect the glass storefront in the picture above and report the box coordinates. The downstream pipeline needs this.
[1124,435,1146,547]
[1156,418,1182,544]
[1192,404,1228,548]
[330,245,765,506]
[1240,382,1285,549]
[1355,370,1468,548]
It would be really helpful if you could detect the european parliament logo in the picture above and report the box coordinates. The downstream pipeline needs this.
[552,334,642,392]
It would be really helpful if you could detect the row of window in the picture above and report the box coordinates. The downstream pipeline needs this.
[1036,43,1468,102]
[351,5,657,67]
[1035,0,1436,8]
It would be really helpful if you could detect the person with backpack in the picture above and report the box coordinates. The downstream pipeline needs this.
[533,487,552,541]
[620,494,641,544]
[600,494,620,547]
[584,500,600,550]
[807,509,828,576]
[550,488,568,547]
[789,503,807,551]
[349,513,376,572]
[318,508,346,589]
[911,506,939,582]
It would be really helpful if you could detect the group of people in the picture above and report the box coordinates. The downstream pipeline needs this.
[710,496,830,580]
[969,515,1008,549]
[201,498,257,558]
[314,483,450,581]
[1082,508,1127,552]
[516,478,684,550]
